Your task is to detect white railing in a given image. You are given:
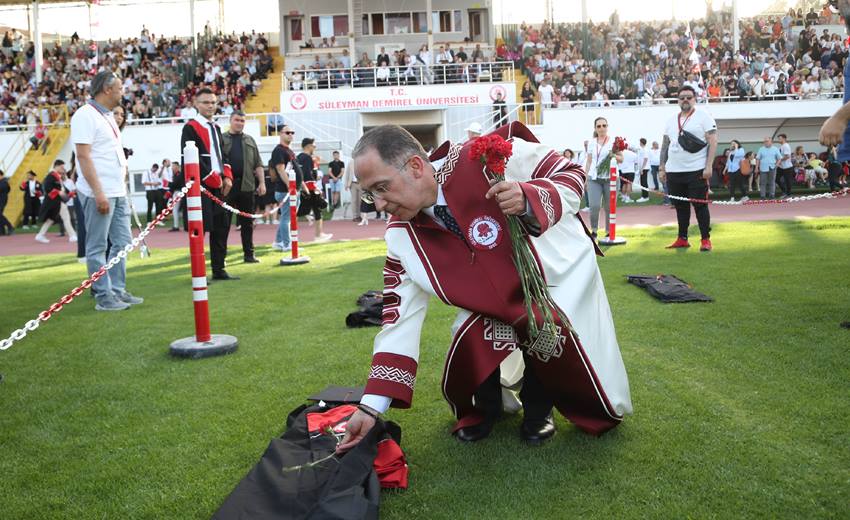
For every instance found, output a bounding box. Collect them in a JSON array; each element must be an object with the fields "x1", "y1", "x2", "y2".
[
  {"x1": 283, "y1": 61, "x2": 514, "y2": 91},
  {"x1": 548, "y1": 91, "x2": 845, "y2": 109}
]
